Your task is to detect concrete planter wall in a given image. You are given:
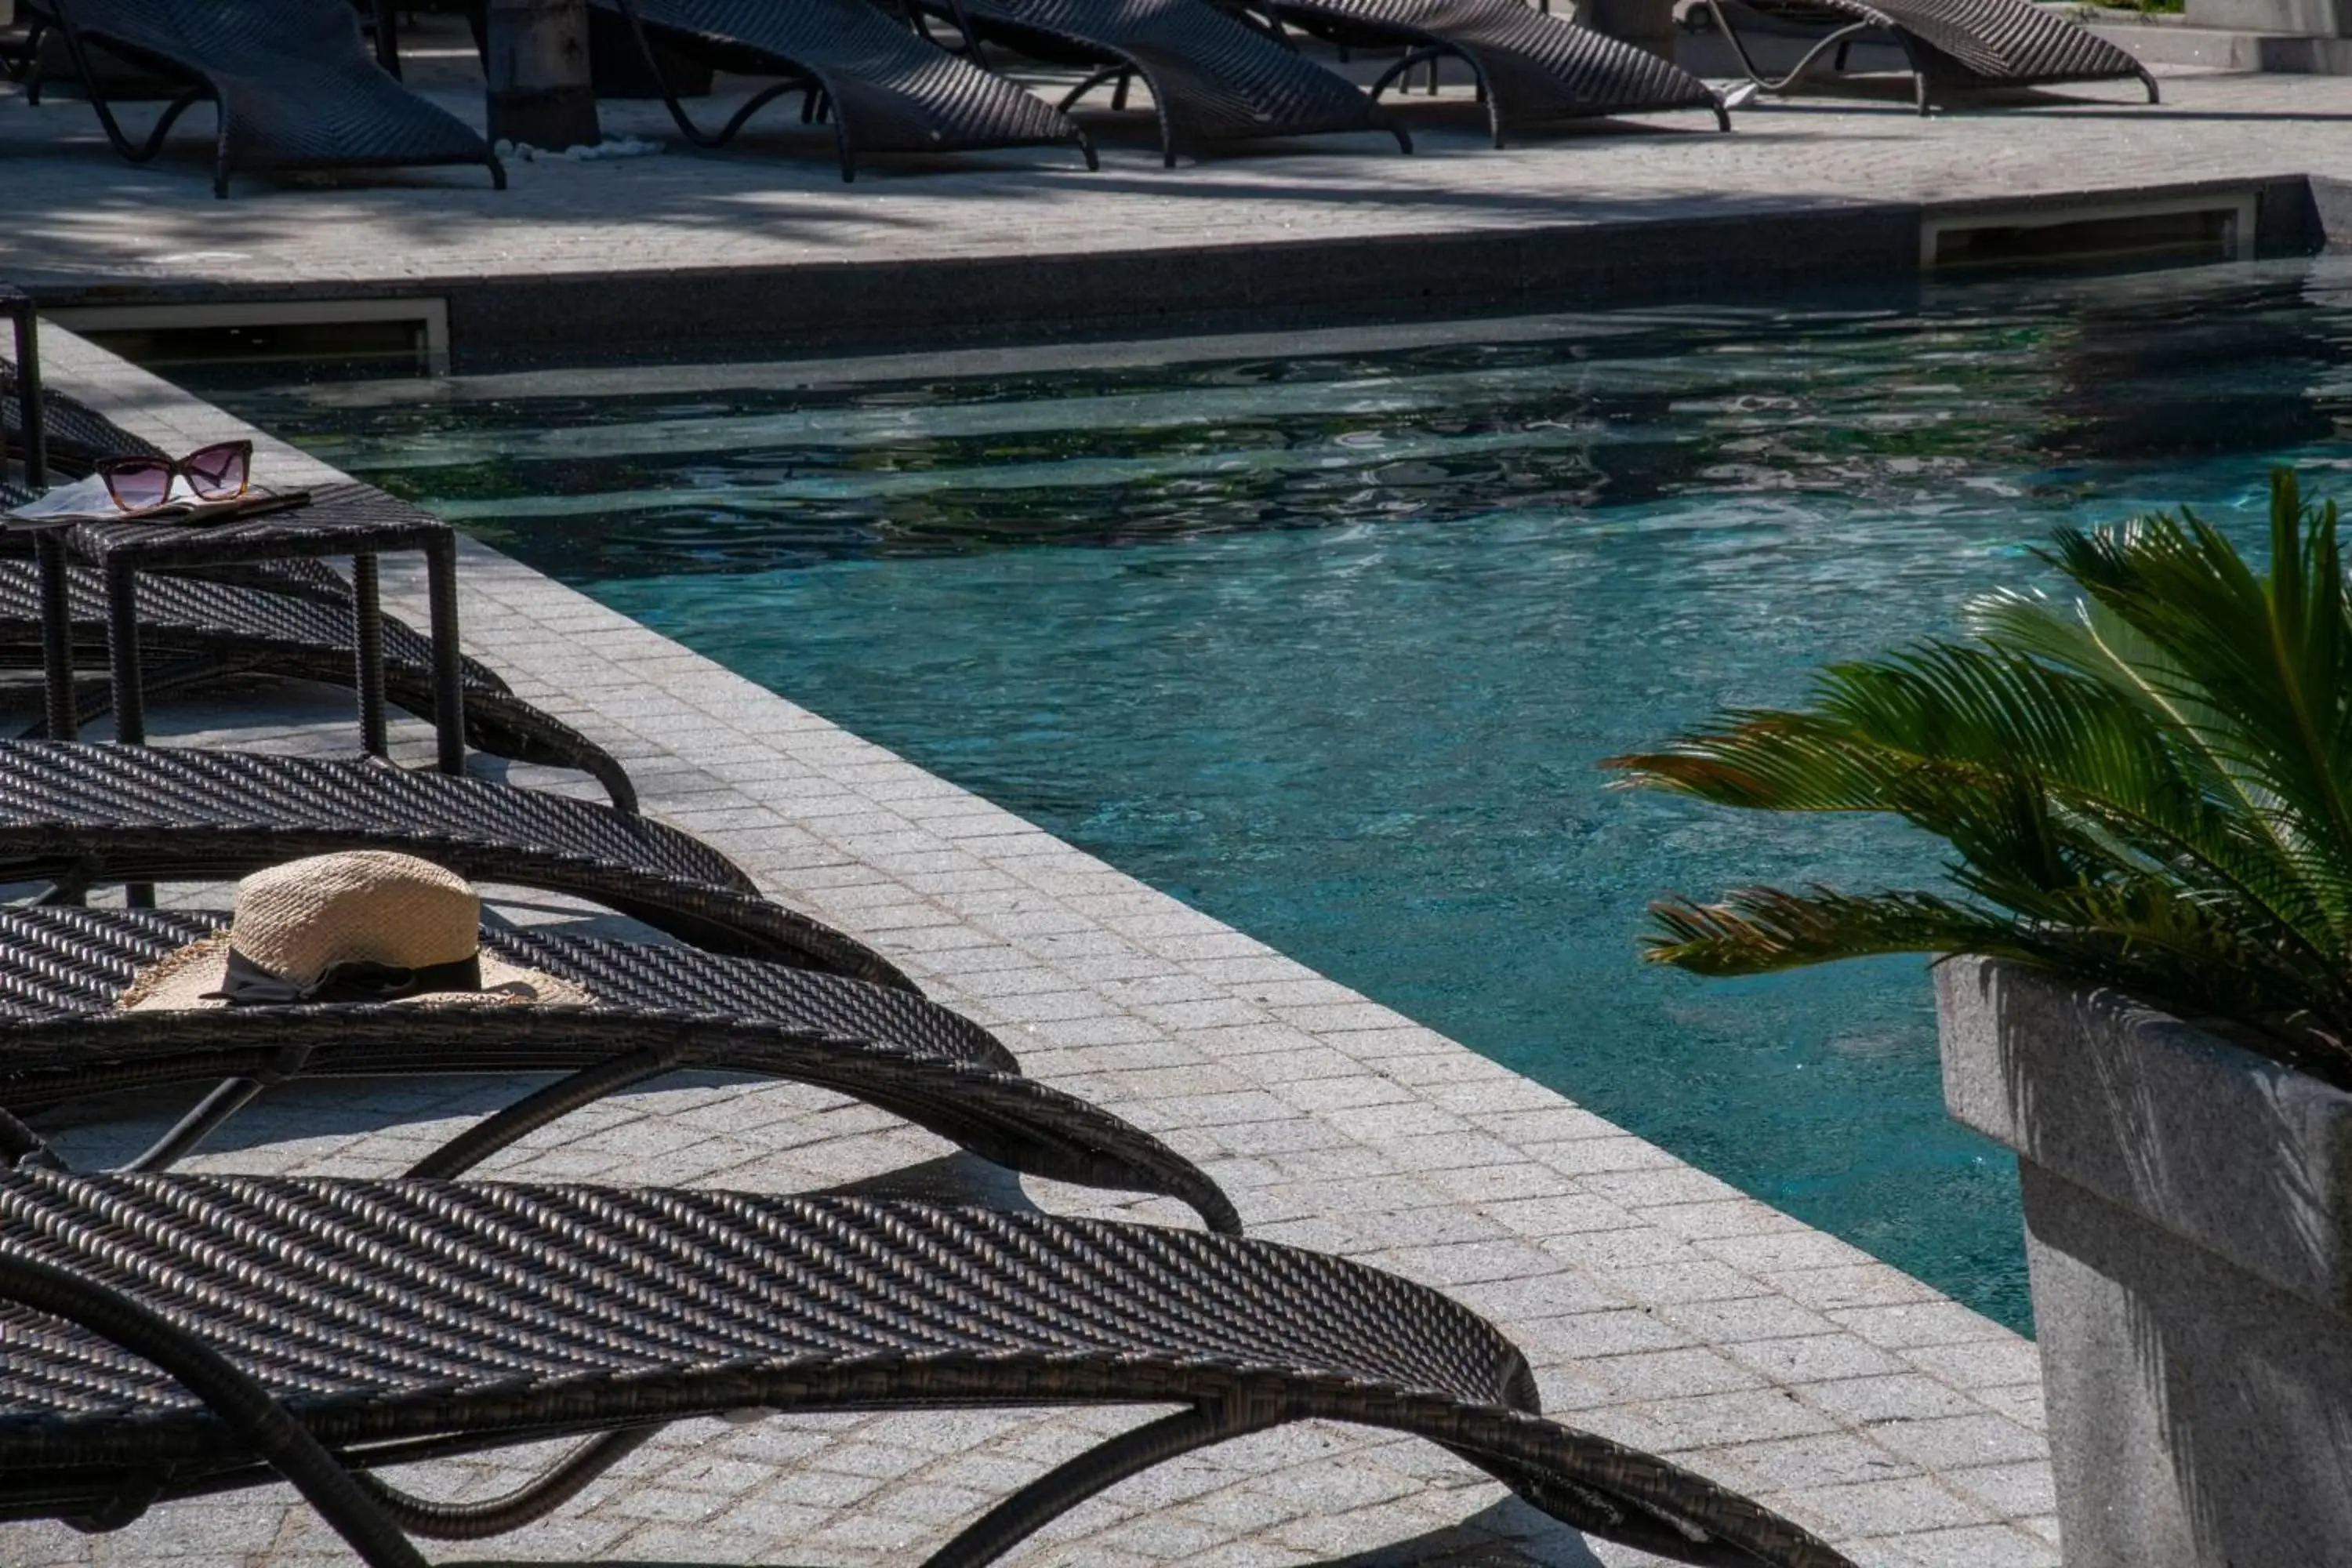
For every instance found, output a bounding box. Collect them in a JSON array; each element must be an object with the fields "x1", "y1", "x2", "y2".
[{"x1": 1936, "y1": 958, "x2": 2352, "y2": 1566}]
